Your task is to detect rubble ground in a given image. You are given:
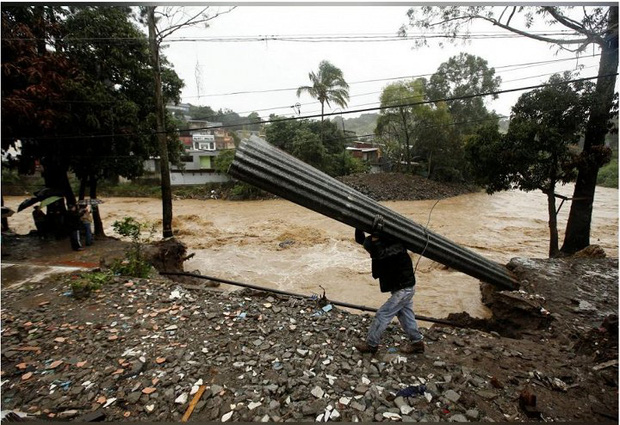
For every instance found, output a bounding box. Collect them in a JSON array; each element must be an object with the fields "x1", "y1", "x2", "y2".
[{"x1": 1, "y1": 241, "x2": 618, "y2": 422}]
